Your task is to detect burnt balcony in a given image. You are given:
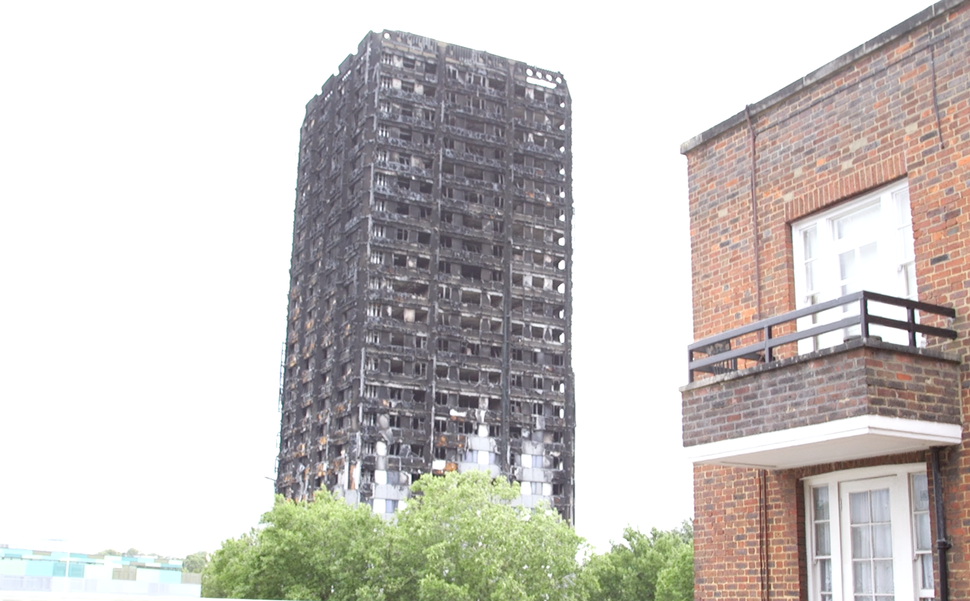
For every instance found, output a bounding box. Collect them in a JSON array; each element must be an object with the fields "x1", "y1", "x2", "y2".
[{"x1": 682, "y1": 291, "x2": 961, "y2": 469}]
